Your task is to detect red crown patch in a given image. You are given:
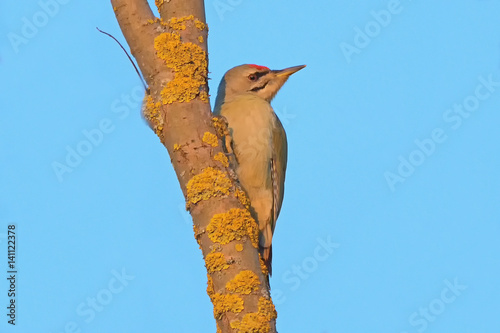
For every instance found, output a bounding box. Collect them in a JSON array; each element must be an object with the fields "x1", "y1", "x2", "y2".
[{"x1": 249, "y1": 64, "x2": 270, "y2": 71}]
